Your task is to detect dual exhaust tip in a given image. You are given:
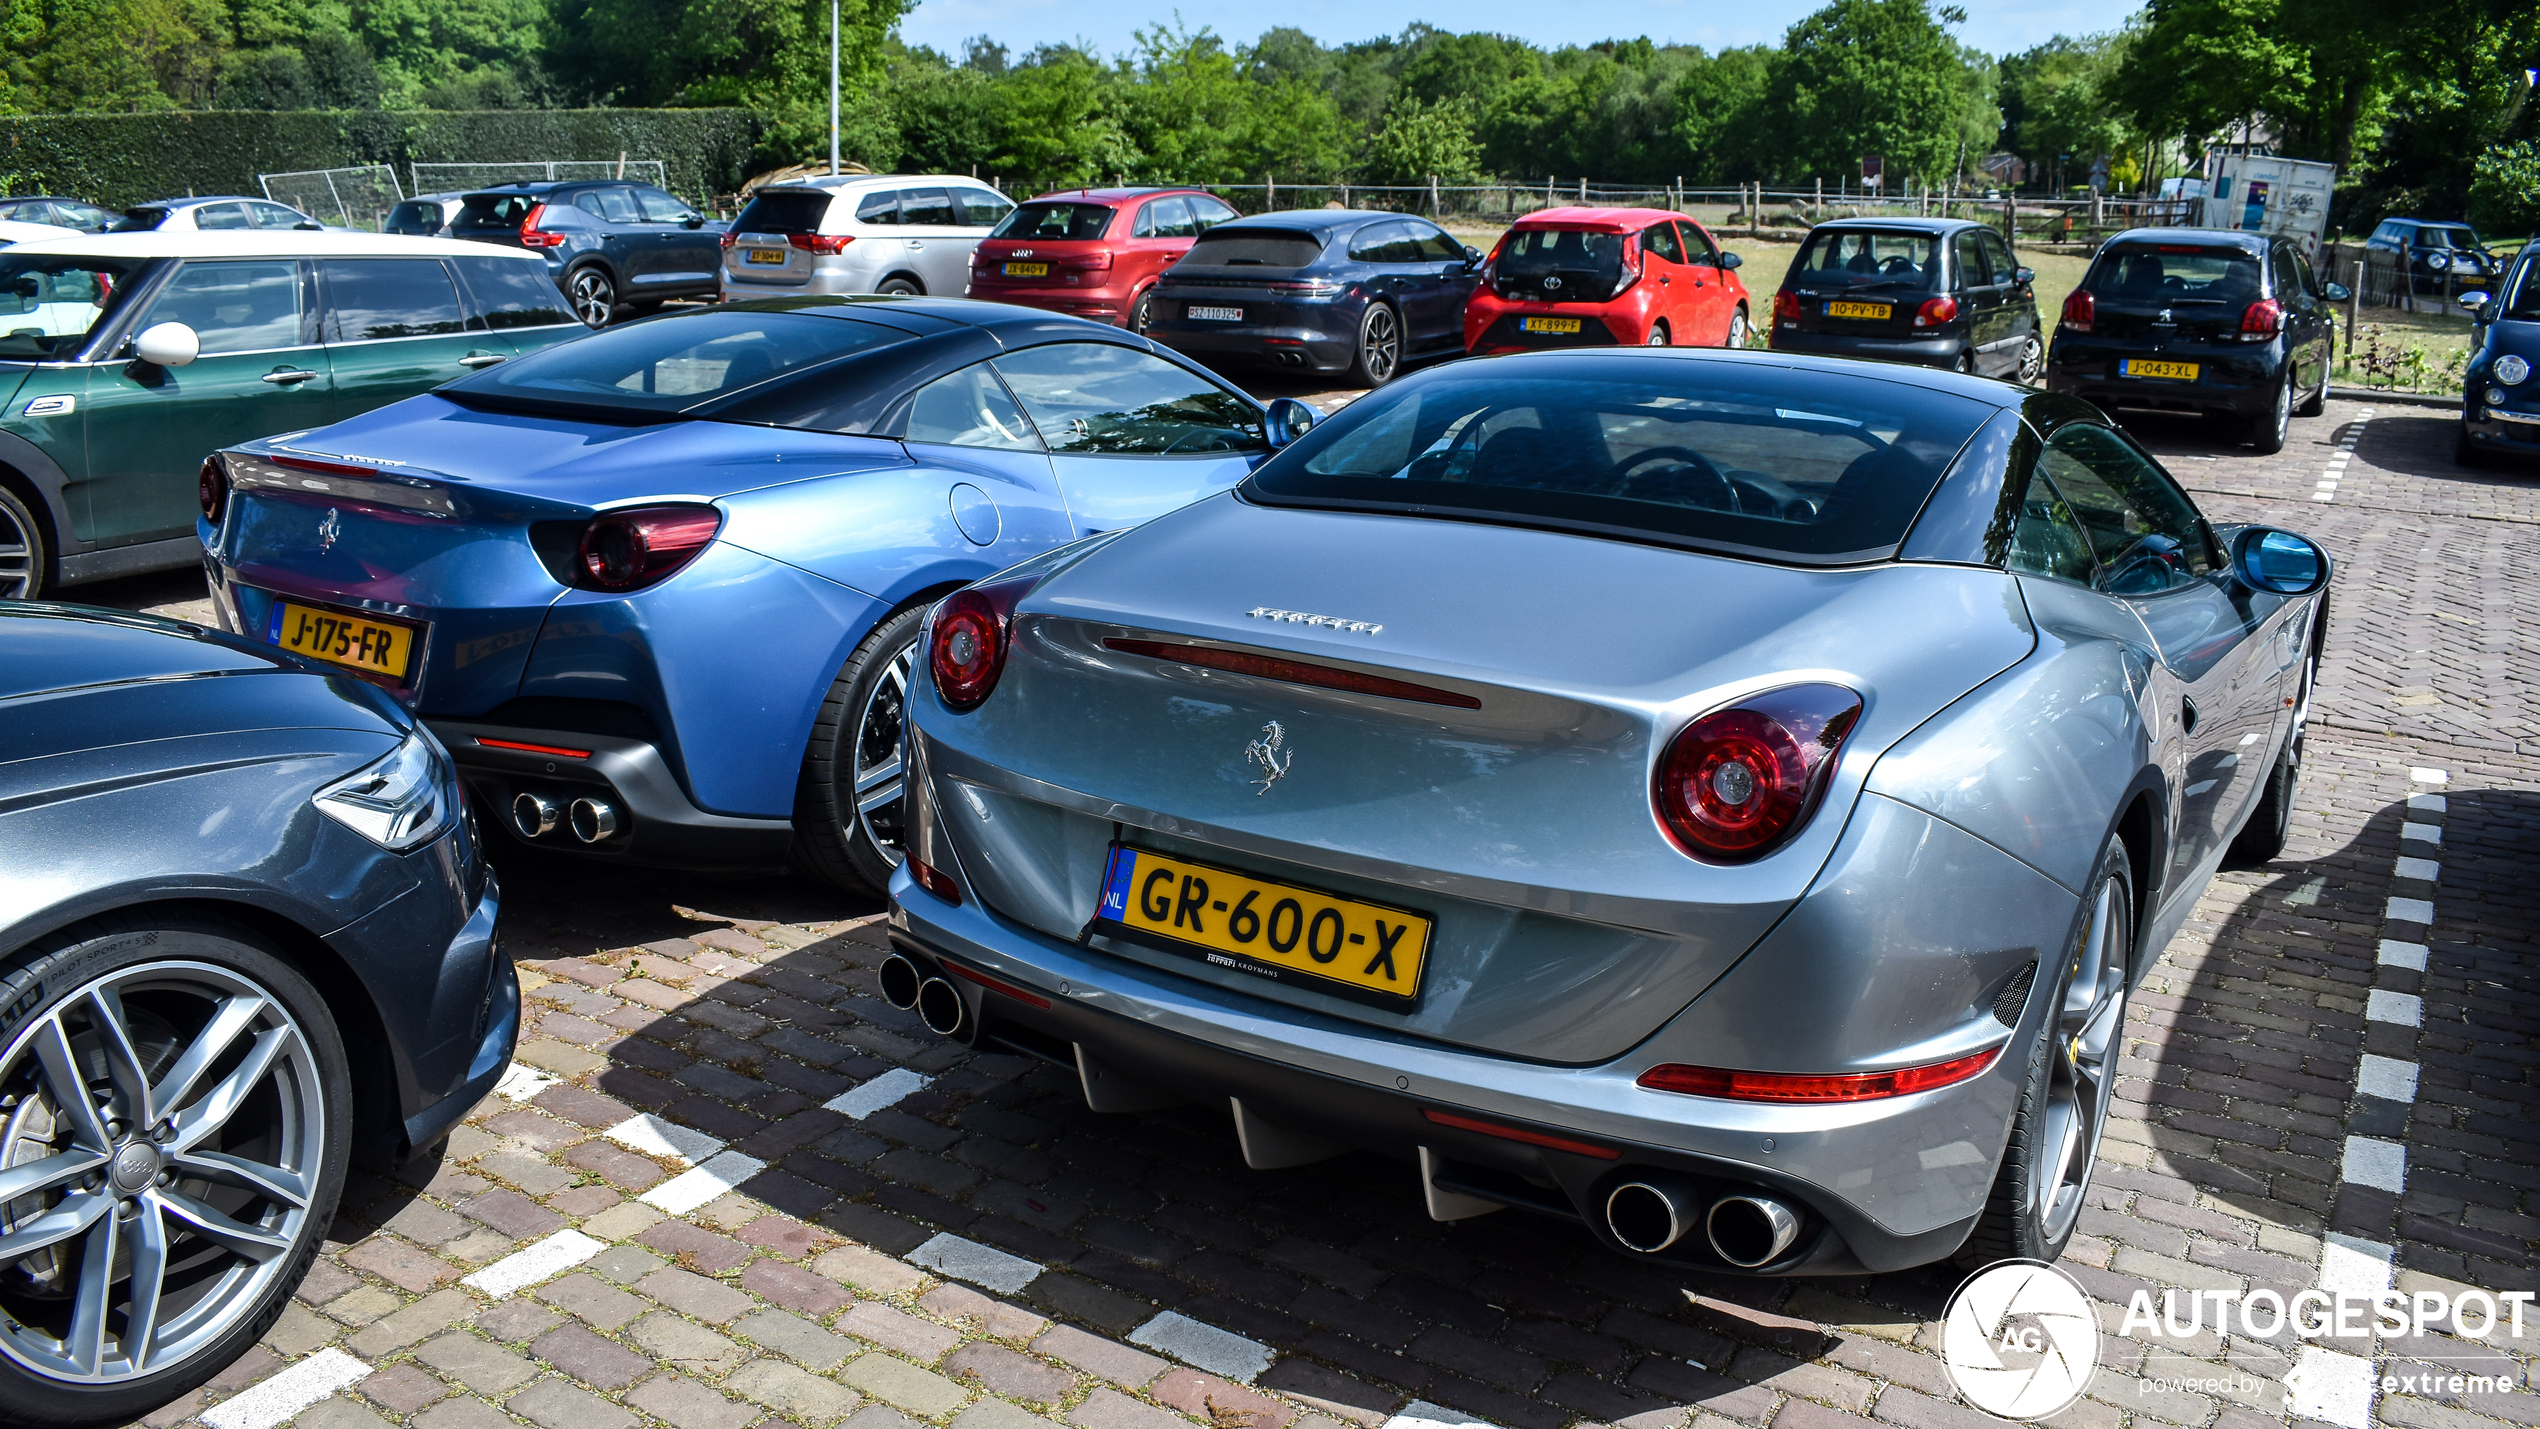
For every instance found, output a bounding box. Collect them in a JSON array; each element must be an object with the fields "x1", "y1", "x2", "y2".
[
  {"x1": 880, "y1": 951, "x2": 967, "y2": 1038},
  {"x1": 1605, "y1": 1179, "x2": 1803, "y2": 1267},
  {"x1": 512, "y1": 792, "x2": 620, "y2": 844}
]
